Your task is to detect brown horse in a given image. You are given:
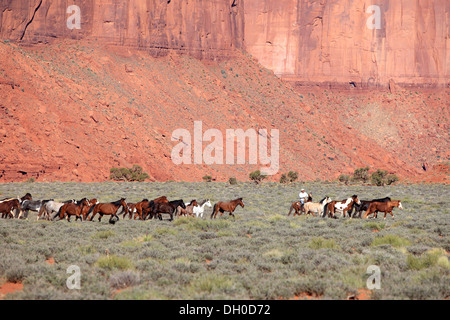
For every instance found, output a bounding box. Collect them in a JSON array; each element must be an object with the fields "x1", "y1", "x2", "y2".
[
  {"x1": 0, "y1": 193, "x2": 32, "y2": 218},
  {"x1": 176, "y1": 200, "x2": 198, "y2": 217},
  {"x1": 324, "y1": 195, "x2": 360, "y2": 218},
  {"x1": 135, "y1": 196, "x2": 169, "y2": 220},
  {"x1": 363, "y1": 200, "x2": 403, "y2": 219},
  {"x1": 123, "y1": 202, "x2": 137, "y2": 219},
  {"x1": 81, "y1": 199, "x2": 98, "y2": 220},
  {"x1": 149, "y1": 199, "x2": 185, "y2": 221},
  {"x1": 89, "y1": 198, "x2": 127, "y2": 222},
  {"x1": 210, "y1": 198, "x2": 244, "y2": 219},
  {"x1": 57, "y1": 198, "x2": 90, "y2": 222},
  {"x1": 0, "y1": 199, "x2": 21, "y2": 219},
  {"x1": 288, "y1": 194, "x2": 313, "y2": 216}
]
